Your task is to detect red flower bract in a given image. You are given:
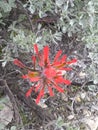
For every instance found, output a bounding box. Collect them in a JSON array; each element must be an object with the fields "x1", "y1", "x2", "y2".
[{"x1": 13, "y1": 44, "x2": 77, "y2": 104}]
